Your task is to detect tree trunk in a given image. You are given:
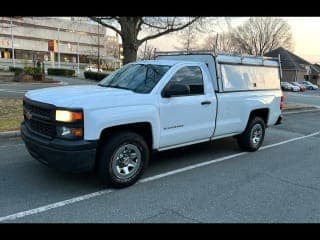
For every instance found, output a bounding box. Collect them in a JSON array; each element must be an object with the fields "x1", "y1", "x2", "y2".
[
  {"x1": 120, "y1": 17, "x2": 141, "y2": 64},
  {"x1": 122, "y1": 39, "x2": 138, "y2": 64}
]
